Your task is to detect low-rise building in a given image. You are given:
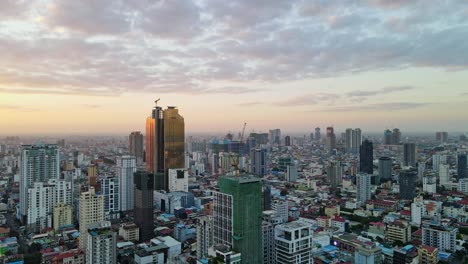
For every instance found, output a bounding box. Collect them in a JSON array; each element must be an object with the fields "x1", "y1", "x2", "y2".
[{"x1": 119, "y1": 223, "x2": 139, "y2": 242}]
